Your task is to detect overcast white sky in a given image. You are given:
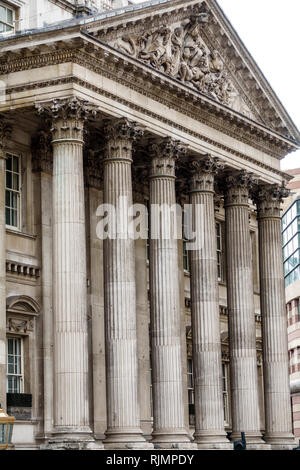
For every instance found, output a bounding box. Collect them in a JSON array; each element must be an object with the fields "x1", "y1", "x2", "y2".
[{"x1": 133, "y1": 0, "x2": 300, "y2": 170}]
